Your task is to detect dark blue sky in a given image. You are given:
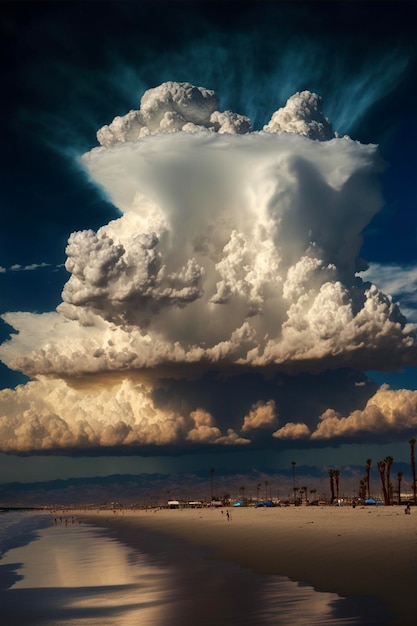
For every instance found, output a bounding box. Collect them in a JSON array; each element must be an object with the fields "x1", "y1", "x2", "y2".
[
  {"x1": 1, "y1": 1, "x2": 417, "y2": 483},
  {"x1": 2, "y1": 2, "x2": 417, "y2": 259},
  {"x1": 1, "y1": 2, "x2": 416, "y2": 268}
]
